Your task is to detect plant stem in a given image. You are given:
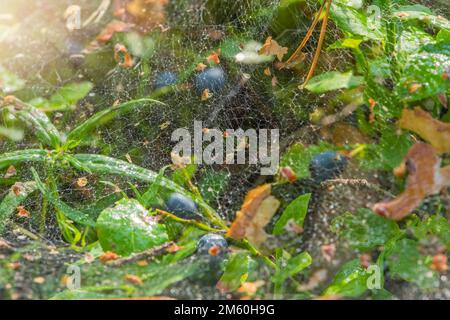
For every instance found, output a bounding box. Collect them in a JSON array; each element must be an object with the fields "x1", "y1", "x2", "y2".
[{"x1": 155, "y1": 209, "x2": 224, "y2": 233}]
